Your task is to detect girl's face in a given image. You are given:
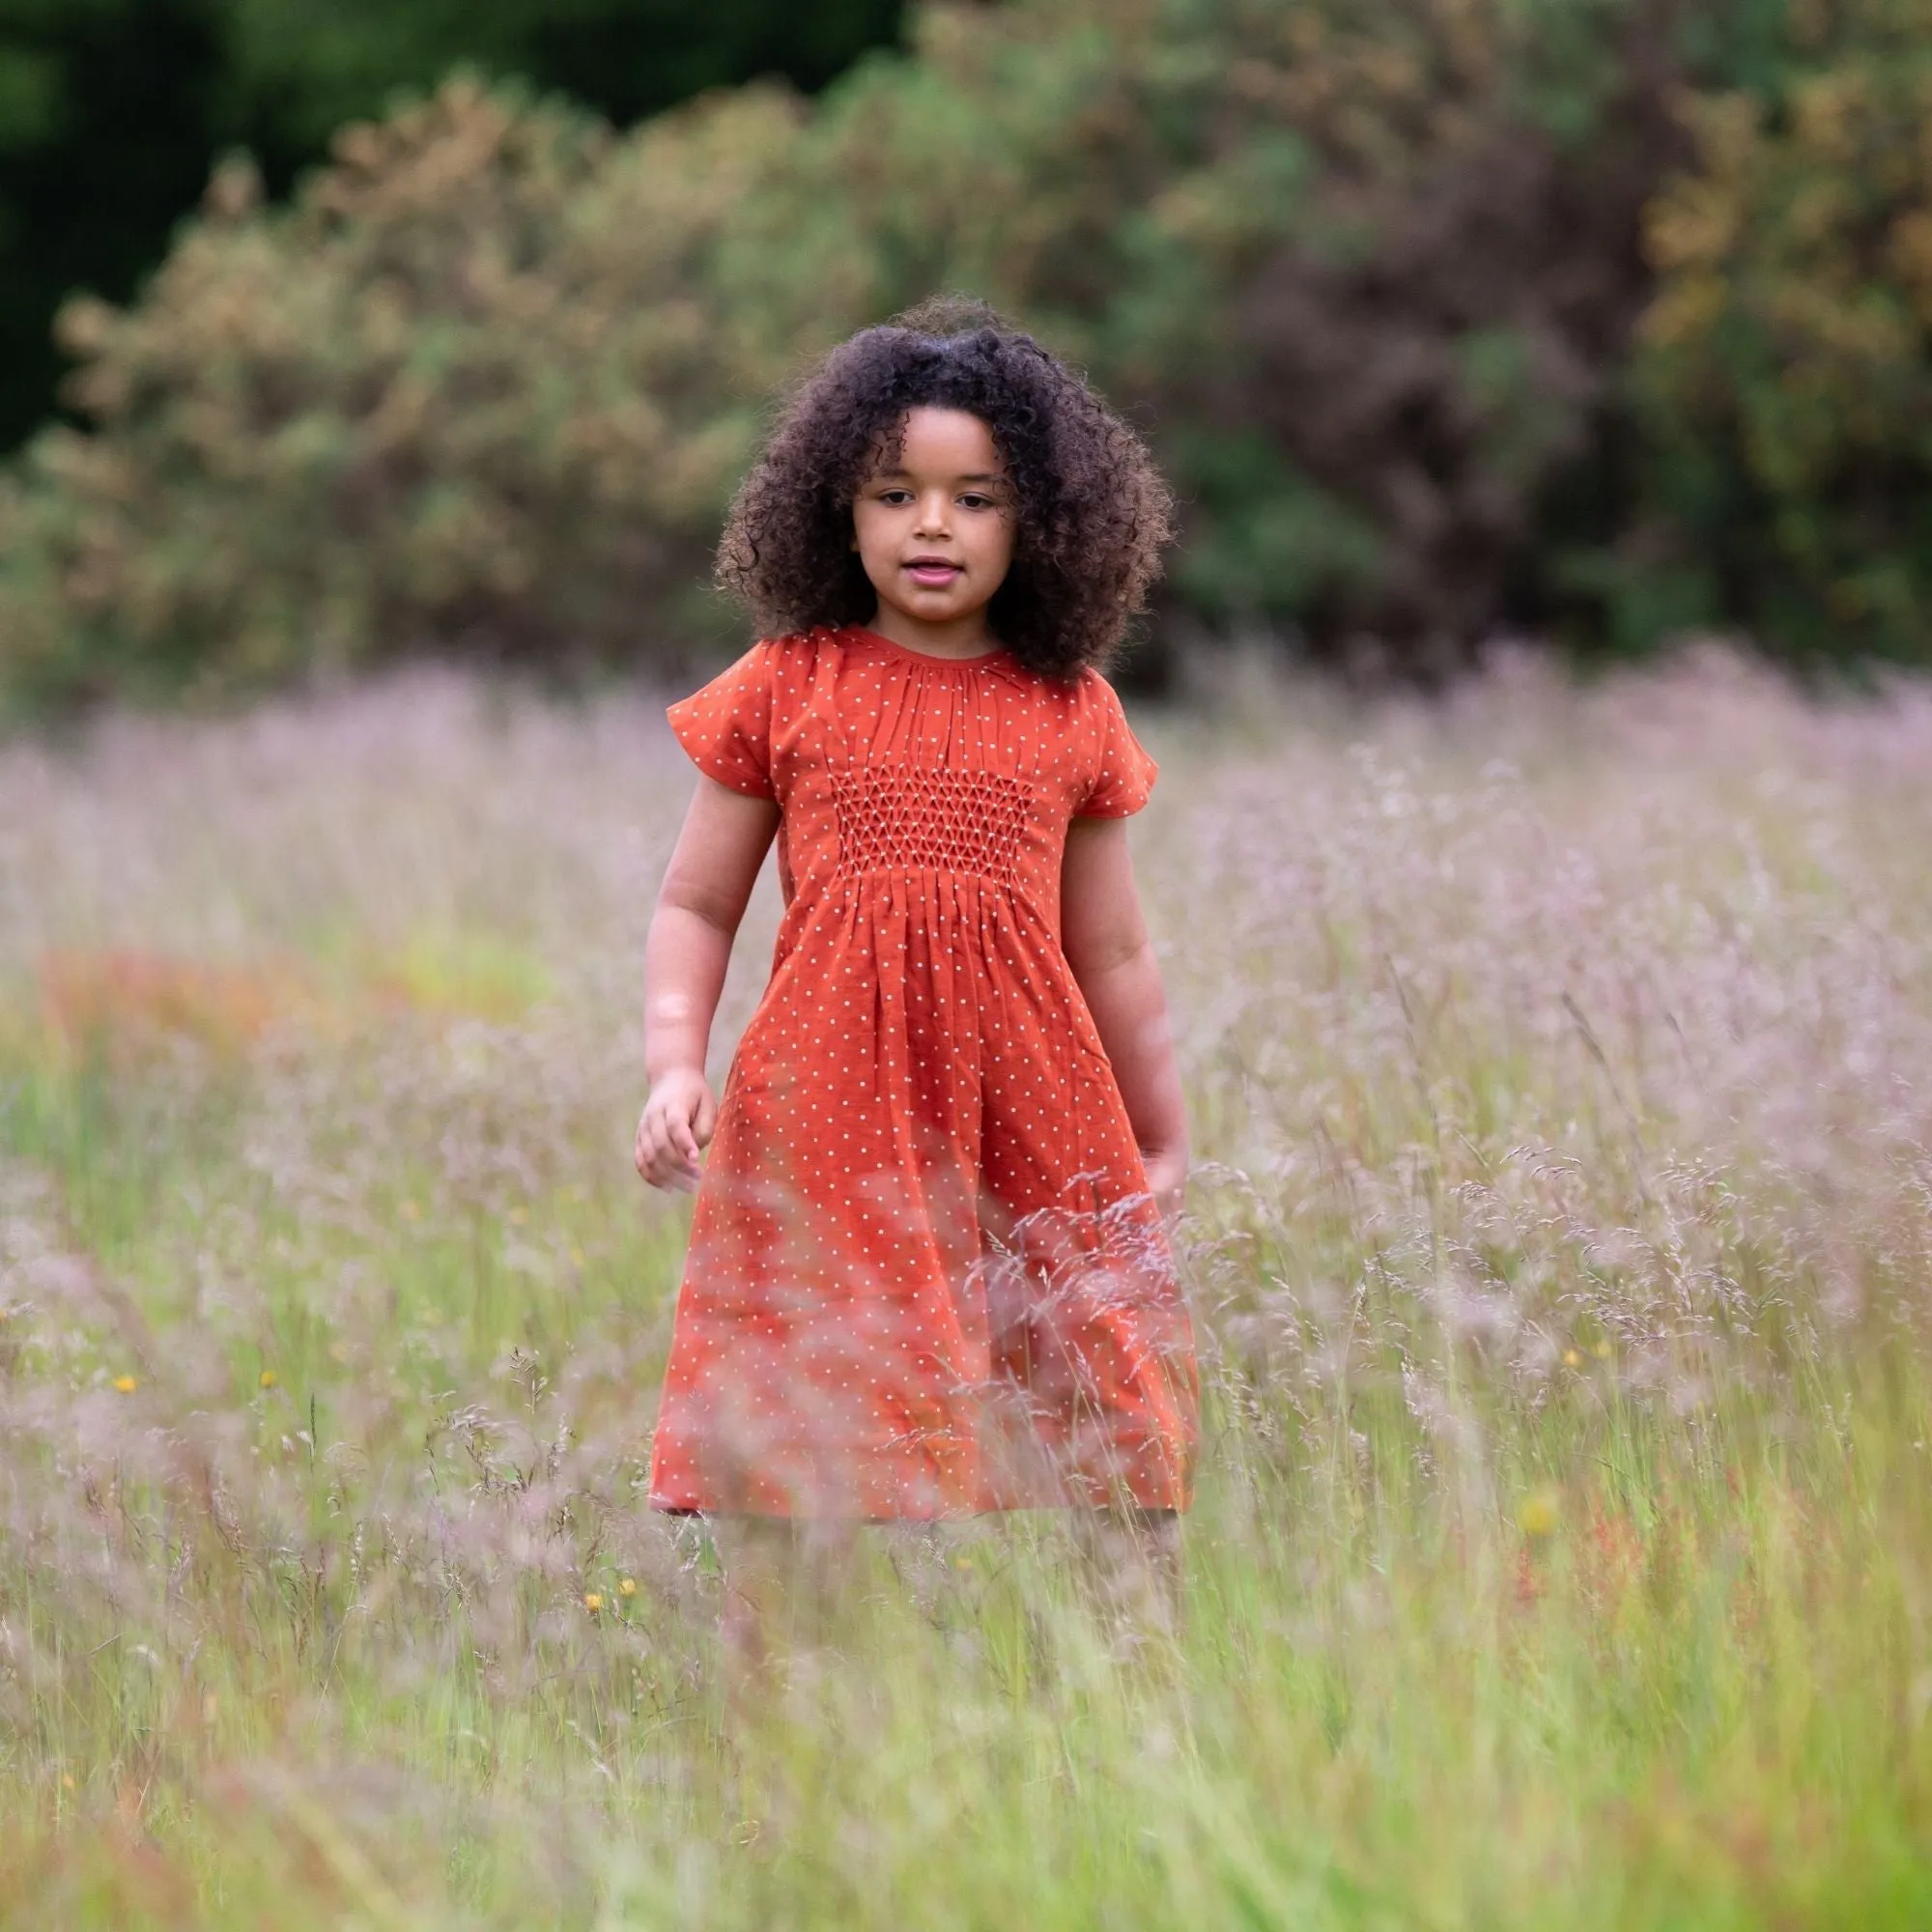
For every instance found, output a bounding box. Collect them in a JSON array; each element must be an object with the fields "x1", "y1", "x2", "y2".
[{"x1": 852, "y1": 408, "x2": 1015, "y2": 642}]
